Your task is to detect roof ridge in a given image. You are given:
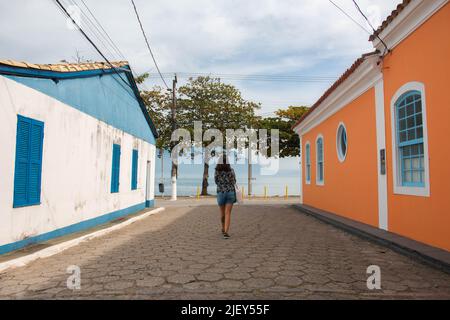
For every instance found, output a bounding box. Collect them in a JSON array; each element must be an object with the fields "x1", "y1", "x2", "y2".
[
  {"x1": 369, "y1": 0, "x2": 412, "y2": 41},
  {"x1": 0, "y1": 59, "x2": 129, "y2": 73},
  {"x1": 292, "y1": 51, "x2": 379, "y2": 130}
]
